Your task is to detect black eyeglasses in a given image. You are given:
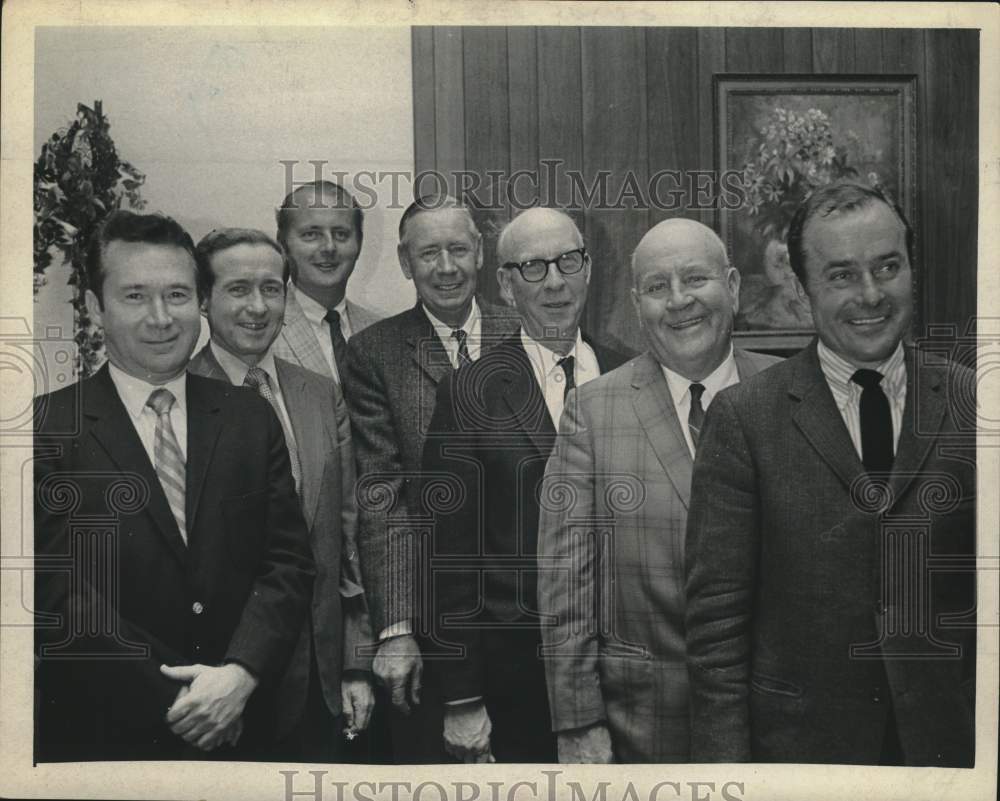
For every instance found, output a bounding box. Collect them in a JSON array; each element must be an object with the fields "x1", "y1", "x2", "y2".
[{"x1": 502, "y1": 248, "x2": 588, "y2": 283}]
